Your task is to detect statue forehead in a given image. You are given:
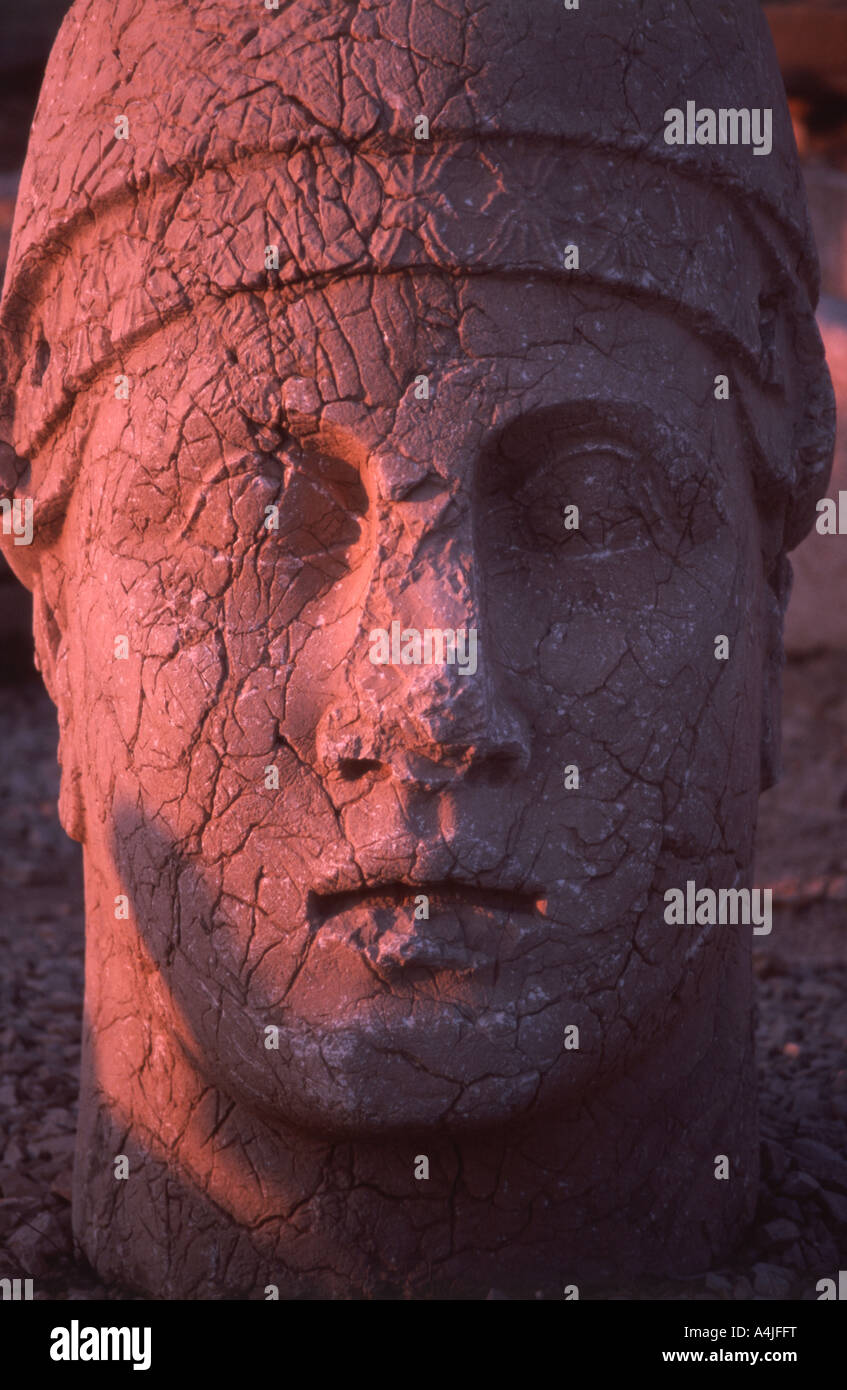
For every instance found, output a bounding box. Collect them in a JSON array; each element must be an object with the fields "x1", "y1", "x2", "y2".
[
  {"x1": 100, "y1": 271, "x2": 718, "y2": 368},
  {"x1": 72, "y1": 276, "x2": 726, "y2": 420}
]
